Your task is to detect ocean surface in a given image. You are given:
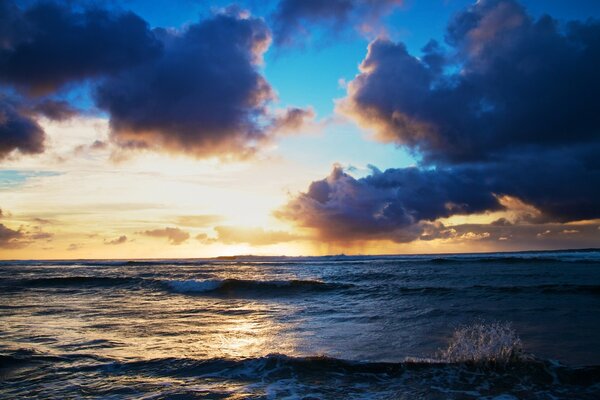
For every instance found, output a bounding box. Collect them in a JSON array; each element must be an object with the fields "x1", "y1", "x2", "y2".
[{"x1": 1, "y1": 250, "x2": 599, "y2": 399}]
